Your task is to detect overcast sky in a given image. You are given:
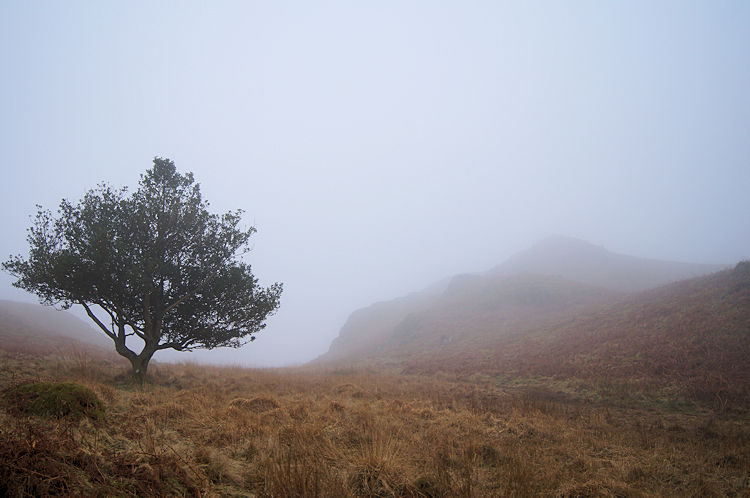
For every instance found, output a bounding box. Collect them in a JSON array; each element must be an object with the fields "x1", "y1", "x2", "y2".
[{"x1": 1, "y1": 1, "x2": 749, "y2": 366}]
